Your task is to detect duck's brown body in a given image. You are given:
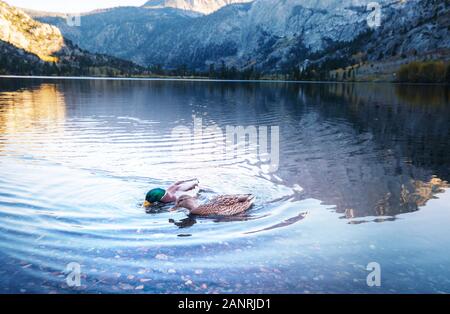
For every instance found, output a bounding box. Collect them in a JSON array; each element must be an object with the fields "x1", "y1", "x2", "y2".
[{"x1": 176, "y1": 194, "x2": 255, "y2": 216}]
